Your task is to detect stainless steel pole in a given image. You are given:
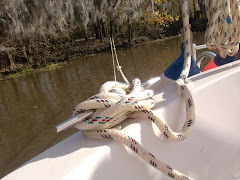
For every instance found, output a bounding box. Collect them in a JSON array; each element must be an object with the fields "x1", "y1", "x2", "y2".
[{"x1": 55, "y1": 111, "x2": 93, "y2": 133}]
